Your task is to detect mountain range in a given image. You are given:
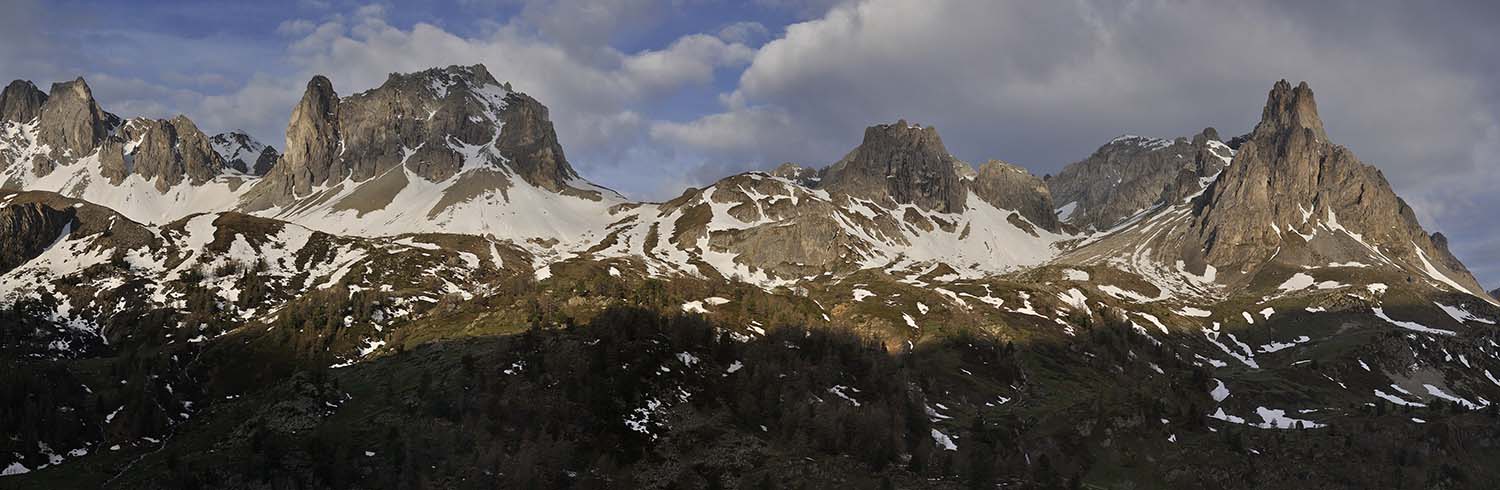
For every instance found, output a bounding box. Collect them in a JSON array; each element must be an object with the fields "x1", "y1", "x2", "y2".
[{"x1": 3, "y1": 65, "x2": 1499, "y2": 488}]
